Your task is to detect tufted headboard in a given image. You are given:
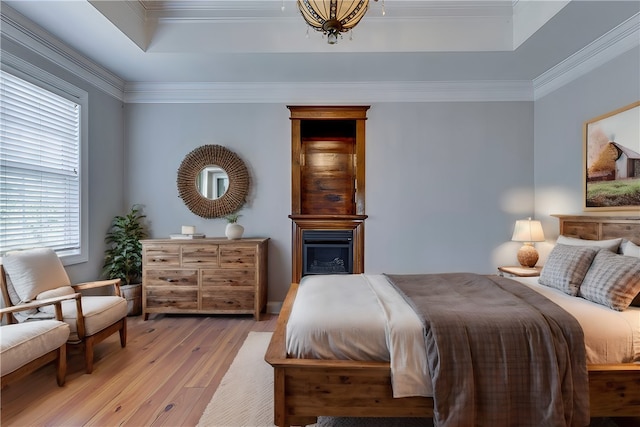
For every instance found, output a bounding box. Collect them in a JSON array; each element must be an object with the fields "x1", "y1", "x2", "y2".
[{"x1": 553, "y1": 215, "x2": 640, "y2": 246}]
